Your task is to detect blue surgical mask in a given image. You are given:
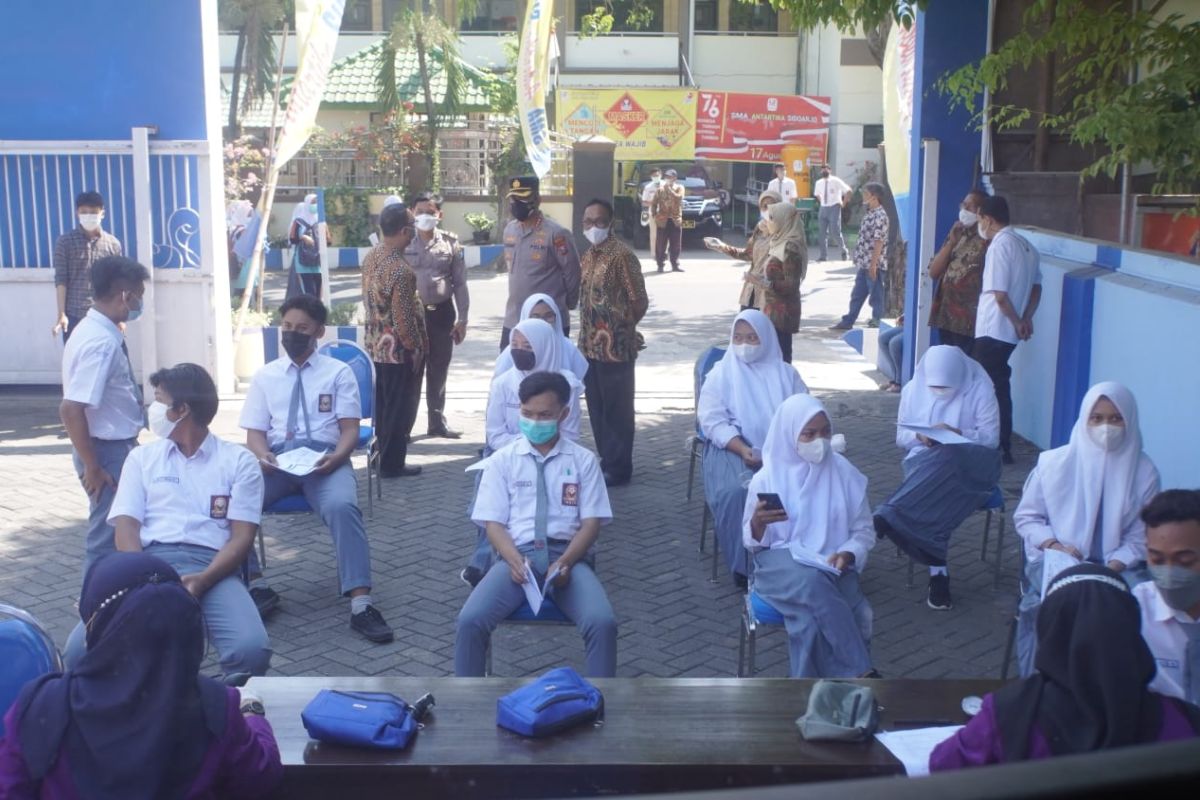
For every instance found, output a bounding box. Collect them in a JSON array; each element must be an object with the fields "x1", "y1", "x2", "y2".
[
  {"x1": 125, "y1": 291, "x2": 144, "y2": 322},
  {"x1": 1148, "y1": 564, "x2": 1200, "y2": 612},
  {"x1": 519, "y1": 417, "x2": 559, "y2": 445}
]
